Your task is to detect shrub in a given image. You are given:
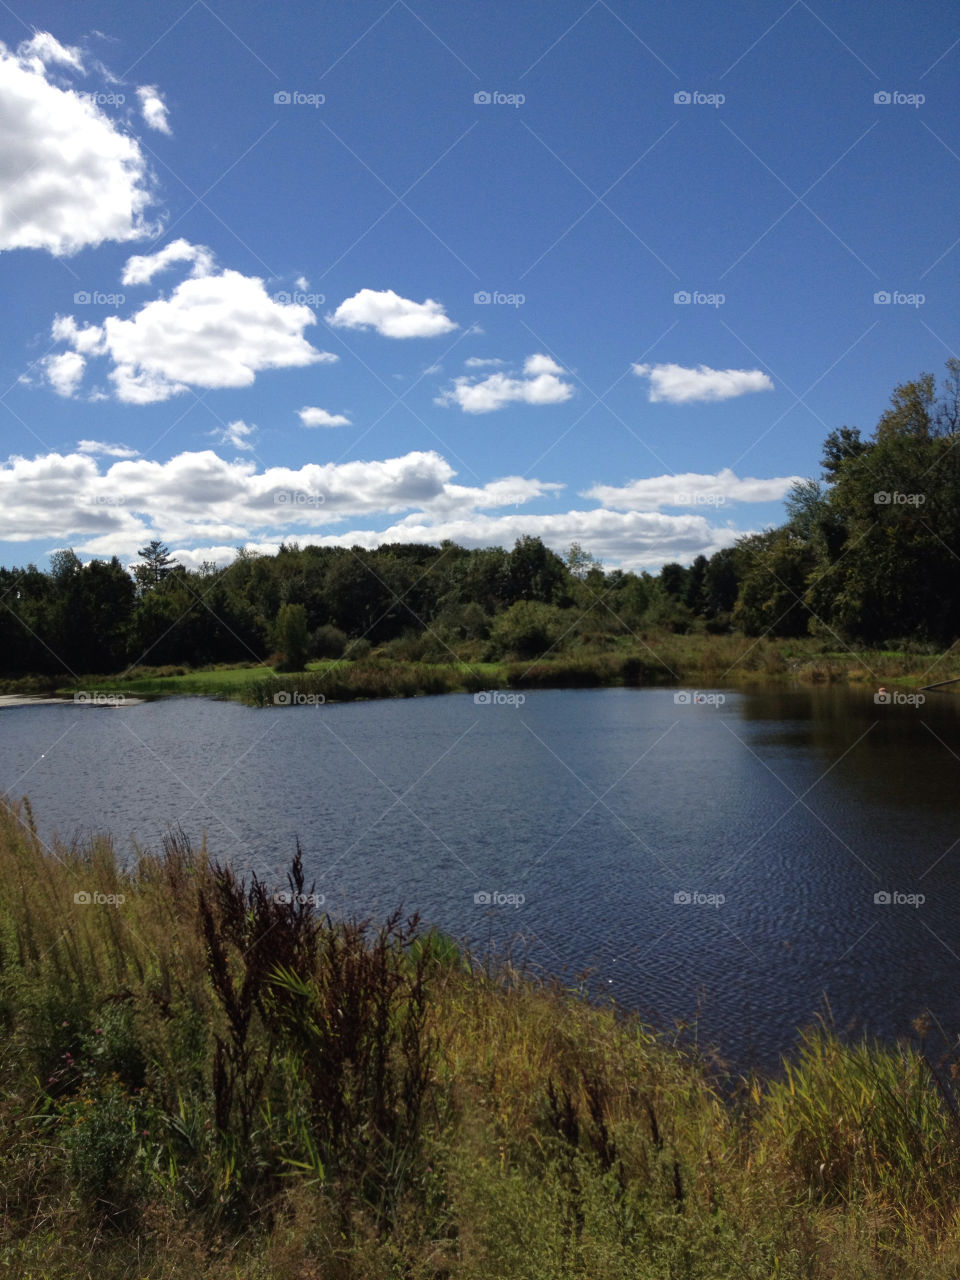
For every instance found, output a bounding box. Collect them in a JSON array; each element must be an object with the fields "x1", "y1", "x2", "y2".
[{"x1": 310, "y1": 623, "x2": 348, "y2": 659}]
